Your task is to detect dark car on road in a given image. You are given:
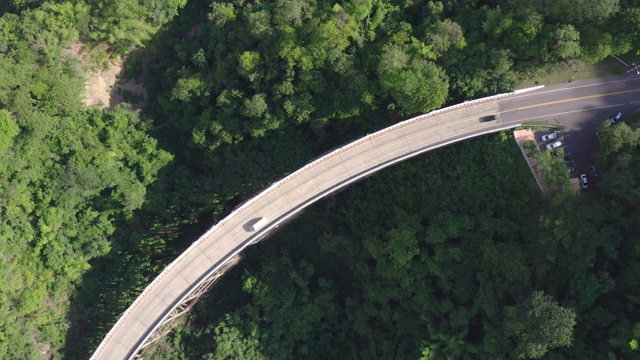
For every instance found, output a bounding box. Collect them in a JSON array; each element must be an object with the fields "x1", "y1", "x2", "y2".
[{"x1": 479, "y1": 115, "x2": 498, "y2": 122}]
